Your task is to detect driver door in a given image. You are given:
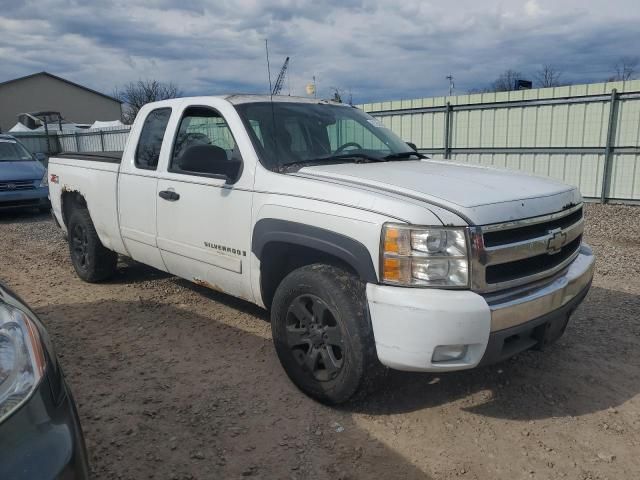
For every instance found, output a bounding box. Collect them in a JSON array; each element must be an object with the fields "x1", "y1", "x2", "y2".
[{"x1": 155, "y1": 103, "x2": 254, "y2": 301}]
